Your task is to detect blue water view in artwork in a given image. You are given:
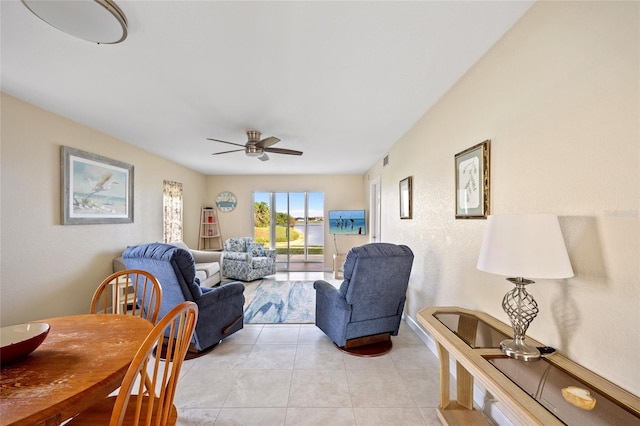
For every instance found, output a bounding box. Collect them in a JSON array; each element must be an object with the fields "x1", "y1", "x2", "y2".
[{"x1": 328, "y1": 210, "x2": 366, "y2": 235}]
